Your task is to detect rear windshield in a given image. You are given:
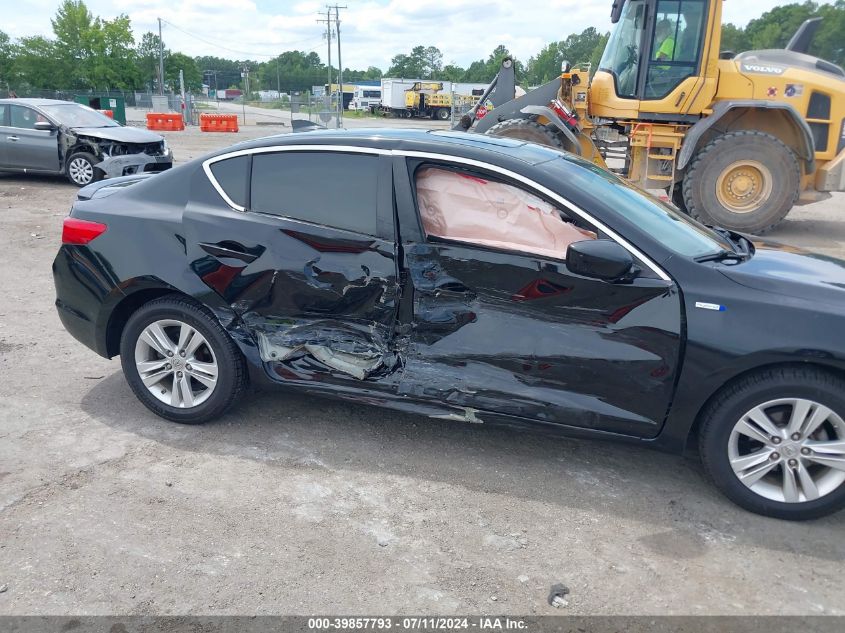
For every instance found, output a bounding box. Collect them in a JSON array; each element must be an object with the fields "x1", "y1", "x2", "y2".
[
  {"x1": 545, "y1": 156, "x2": 731, "y2": 258},
  {"x1": 41, "y1": 103, "x2": 120, "y2": 128}
]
